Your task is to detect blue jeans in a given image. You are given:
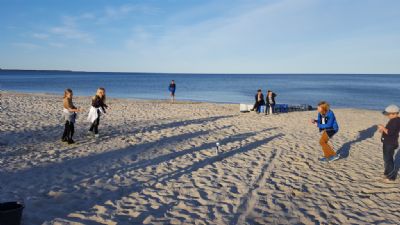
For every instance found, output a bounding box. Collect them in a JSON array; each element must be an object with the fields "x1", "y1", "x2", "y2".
[
  {"x1": 383, "y1": 143, "x2": 398, "y2": 180},
  {"x1": 266, "y1": 103, "x2": 275, "y2": 115}
]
